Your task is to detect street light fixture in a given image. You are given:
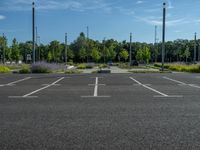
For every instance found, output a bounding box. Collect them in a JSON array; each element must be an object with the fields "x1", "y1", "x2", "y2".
[
  {"x1": 129, "y1": 33, "x2": 132, "y2": 66},
  {"x1": 161, "y1": 2, "x2": 166, "y2": 71},
  {"x1": 32, "y1": 2, "x2": 35, "y2": 64}
]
